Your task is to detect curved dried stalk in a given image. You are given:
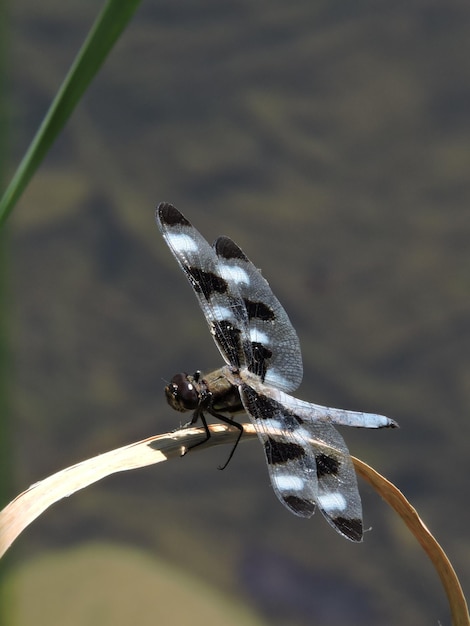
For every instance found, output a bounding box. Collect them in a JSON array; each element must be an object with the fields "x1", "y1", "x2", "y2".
[
  {"x1": 352, "y1": 457, "x2": 469, "y2": 626},
  {"x1": 0, "y1": 423, "x2": 468, "y2": 625}
]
